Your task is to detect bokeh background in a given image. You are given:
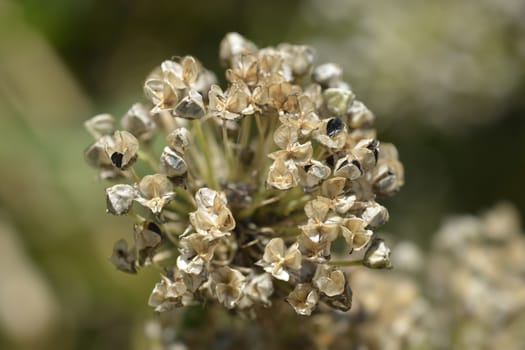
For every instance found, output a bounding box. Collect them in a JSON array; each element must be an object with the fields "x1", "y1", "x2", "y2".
[{"x1": 0, "y1": 0, "x2": 524, "y2": 349}]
